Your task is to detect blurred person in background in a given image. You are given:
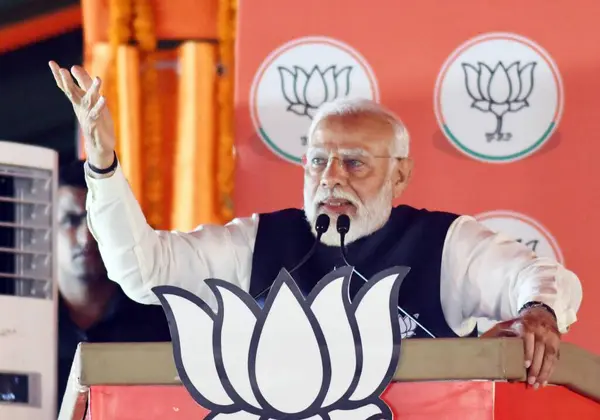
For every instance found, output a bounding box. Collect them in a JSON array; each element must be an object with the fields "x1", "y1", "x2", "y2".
[{"x1": 56, "y1": 159, "x2": 171, "y2": 409}]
